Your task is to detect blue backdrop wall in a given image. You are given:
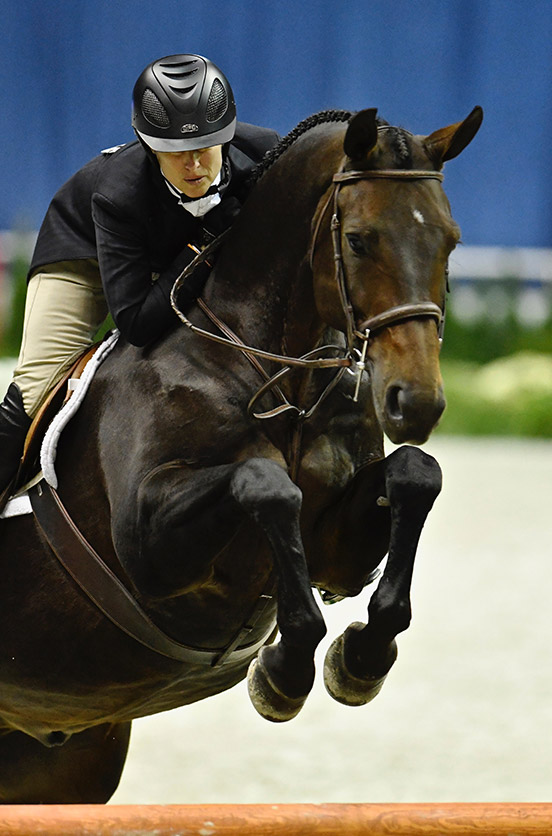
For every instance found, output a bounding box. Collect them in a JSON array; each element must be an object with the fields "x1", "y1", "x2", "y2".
[{"x1": 2, "y1": 0, "x2": 551, "y2": 247}]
